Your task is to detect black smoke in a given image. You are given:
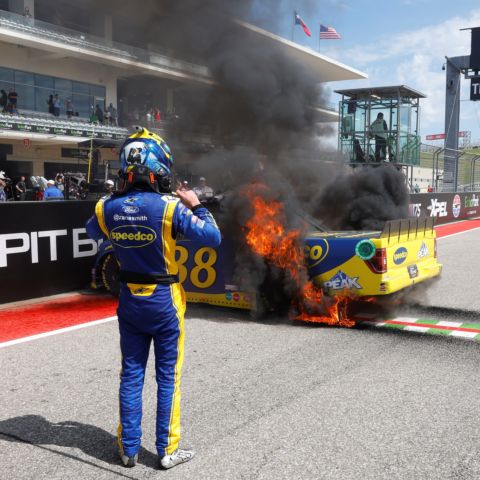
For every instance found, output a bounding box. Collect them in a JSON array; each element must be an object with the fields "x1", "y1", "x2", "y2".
[
  {"x1": 124, "y1": 1, "x2": 409, "y2": 305},
  {"x1": 316, "y1": 165, "x2": 410, "y2": 231}
]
